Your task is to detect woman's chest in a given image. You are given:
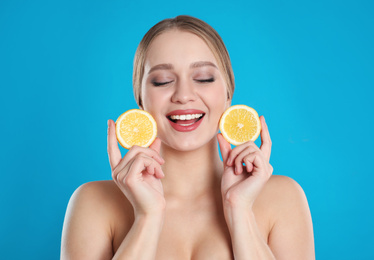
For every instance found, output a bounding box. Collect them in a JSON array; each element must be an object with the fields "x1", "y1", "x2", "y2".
[
  {"x1": 112, "y1": 203, "x2": 270, "y2": 259},
  {"x1": 156, "y1": 209, "x2": 234, "y2": 260}
]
